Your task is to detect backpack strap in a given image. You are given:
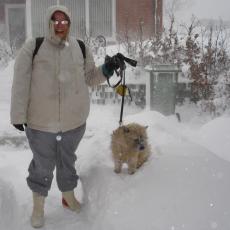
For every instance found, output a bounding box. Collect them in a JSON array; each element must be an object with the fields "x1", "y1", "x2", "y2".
[
  {"x1": 77, "y1": 39, "x2": 86, "y2": 59},
  {"x1": 32, "y1": 37, "x2": 44, "y2": 62},
  {"x1": 32, "y1": 37, "x2": 86, "y2": 62}
]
